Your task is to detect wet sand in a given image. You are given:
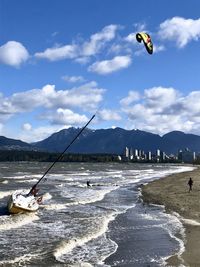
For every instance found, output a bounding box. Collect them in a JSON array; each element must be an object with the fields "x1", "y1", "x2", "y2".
[{"x1": 142, "y1": 165, "x2": 200, "y2": 266}]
